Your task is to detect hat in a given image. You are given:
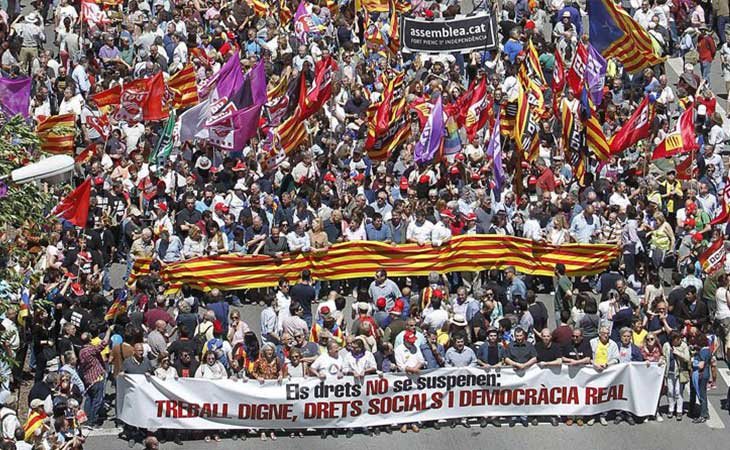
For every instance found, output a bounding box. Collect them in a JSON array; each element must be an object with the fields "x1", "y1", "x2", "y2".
[
  {"x1": 449, "y1": 166, "x2": 460, "y2": 175},
  {"x1": 686, "y1": 202, "x2": 697, "y2": 214},
  {"x1": 399, "y1": 177, "x2": 409, "y2": 189},
  {"x1": 207, "y1": 338, "x2": 223, "y2": 351},
  {"x1": 524, "y1": 20, "x2": 535, "y2": 30},
  {"x1": 234, "y1": 178, "x2": 247, "y2": 191},
  {"x1": 280, "y1": 161, "x2": 291, "y2": 170},
  {"x1": 404, "y1": 330, "x2": 417, "y2": 344},
  {"x1": 692, "y1": 232, "x2": 704, "y2": 242},
  {"x1": 212, "y1": 320, "x2": 223, "y2": 334},
  {"x1": 455, "y1": 153, "x2": 465, "y2": 162},
  {"x1": 418, "y1": 174, "x2": 431, "y2": 184},
  {"x1": 231, "y1": 161, "x2": 247, "y2": 172},
  {"x1": 470, "y1": 172, "x2": 481, "y2": 181},
  {"x1": 440, "y1": 209, "x2": 455, "y2": 220},
  {"x1": 25, "y1": 12, "x2": 39, "y2": 23},
  {"x1": 684, "y1": 217, "x2": 696, "y2": 228},
  {"x1": 450, "y1": 314, "x2": 468, "y2": 327},
  {"x1": 390, "y1": 301, "x2": 403, "y2": 314},
  {"x1": 465, "y1": 212, "x2": 477, "y2": 221},
  {"x1": 70, "y1": 282, "x2": 84, "y2": 297},
  {"x1": 214, "y1": 202, "x2": 229, "y2": 213},
  {"x1": 155, "y1": 202, "x2": 168, "y2": 213},
  {"x1": 424, "y1": 9, "x2": 434, "y2": 18},
  {"x1": 562, "y1": 10, "x2": 571, "y2": 18},
  {"x1": 323, "y1": 172, "x2": 337, "y2": 183},
  {"x1": 195, "y1": 156, "x2": 212, "y2": 171},
  {"x1": 320, "y1": 305, "x2": 332, "y2": 319},
  {"x1": 357, "y1": 302, "x2": 370, "y2": 311},
  {"x1": 30, "y1": 399, "x2": 44, "y2": 409},
  {"x1": 376, "y1": 297, "x2": 387, "y2": 309}
]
